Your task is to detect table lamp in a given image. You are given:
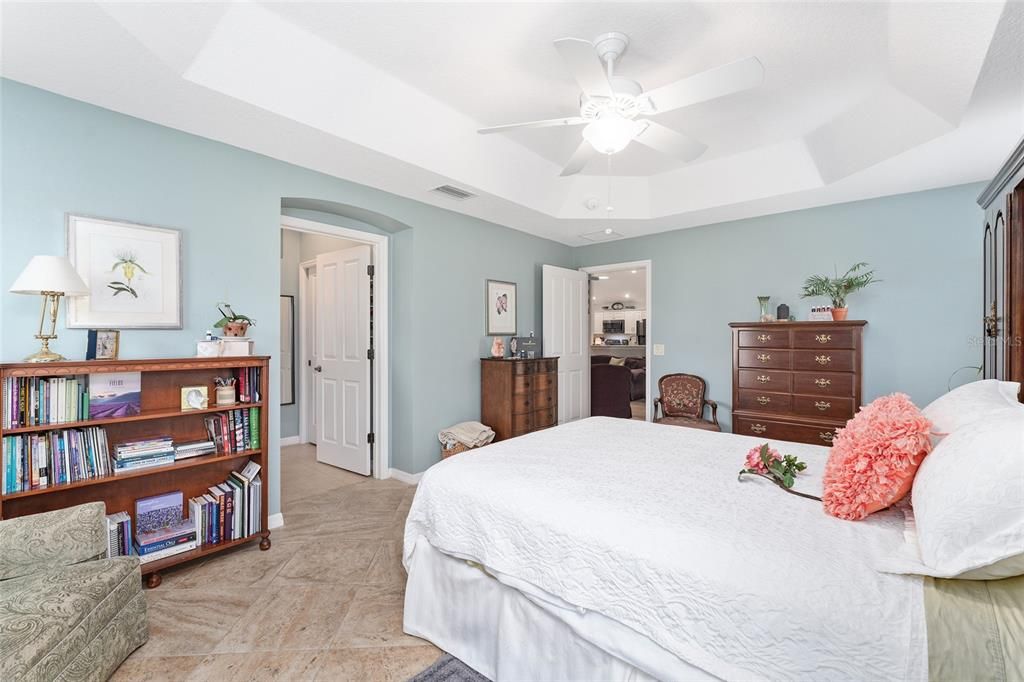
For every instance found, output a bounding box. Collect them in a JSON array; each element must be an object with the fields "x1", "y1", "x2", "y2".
[{"x1": 9, "y1": 255, "x2": 89, "y2": 362}]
